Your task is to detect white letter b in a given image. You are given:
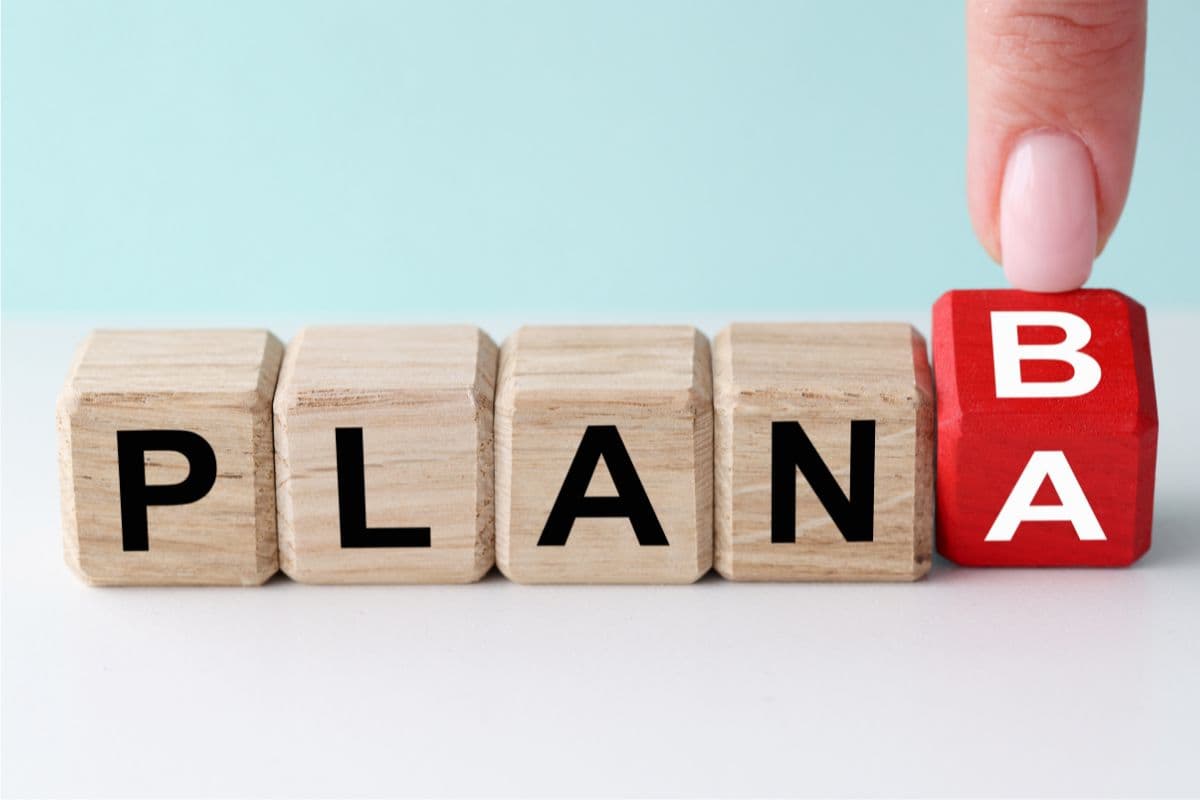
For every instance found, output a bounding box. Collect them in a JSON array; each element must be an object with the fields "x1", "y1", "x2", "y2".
[{"x1": 990, "y1": 311, "x2": 1102, "y2": 398}]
